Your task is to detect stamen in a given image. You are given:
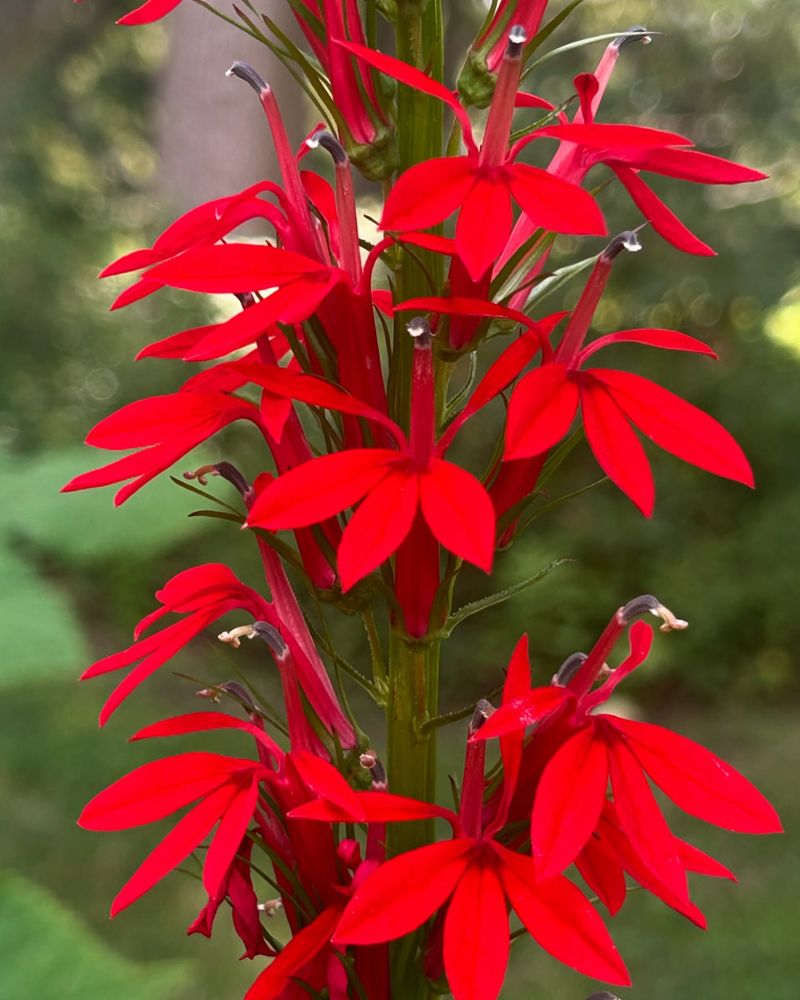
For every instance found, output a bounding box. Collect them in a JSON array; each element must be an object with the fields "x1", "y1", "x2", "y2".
[
  {"x1": 612, "y1": 26, "x2": 652, "y2": 51},
  {"x1": 218, "y1": 624, "x2": 258, "y2": 648},
  {"x1": 250, "y1": 620, "x2": 290, "y2": 657},
  {"x1": 507, "y1": 24, "x2": 528, "y2": 59},
  {"x1": 360, "y1": 749, "x2": 387, "y2": 788},
  {"x1": 307, "y1": 129, "x2": 348, "y2": 166},
  {"x1": 553, "y1": 651, "x2": 588, "y2": 687},
  {"x1": 601, "y1": 227, "x2": 645, "y2": 261},
  {"x1": 257, "y1": 898, "x2": 283, "y2": 917},
  {"x1": 407, "y1": 316, "x2": 433, "y2": 346},
  {"x1": 619, "y1": 594, "x2": 688, "y2": 632},
  {"x1": 469, "y1": 699, "x2": 493, "y2": 735},
  {"x1": 183, "y1": 464, "x2": 219, "y2": 487},
  {"x1": 226, "y1": 60, "x2": 268, "y2": 94}
]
